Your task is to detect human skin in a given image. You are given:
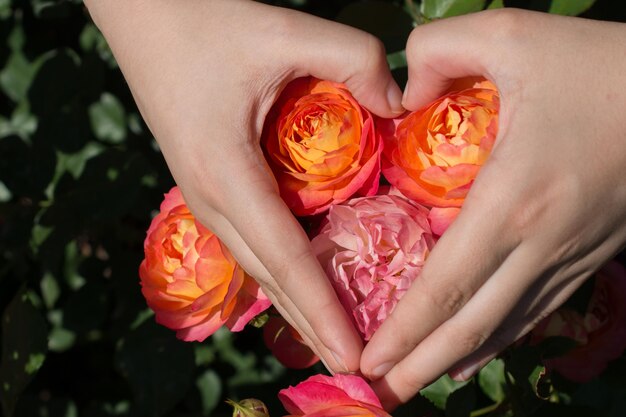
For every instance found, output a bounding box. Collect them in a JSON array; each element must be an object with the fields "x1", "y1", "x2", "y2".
[
  {"x1": 359, "y1": 9, "x2": 626, "y2": 409},
  {"x1": 83, "y1": 0, "x2": 403, "y2": 374}
]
